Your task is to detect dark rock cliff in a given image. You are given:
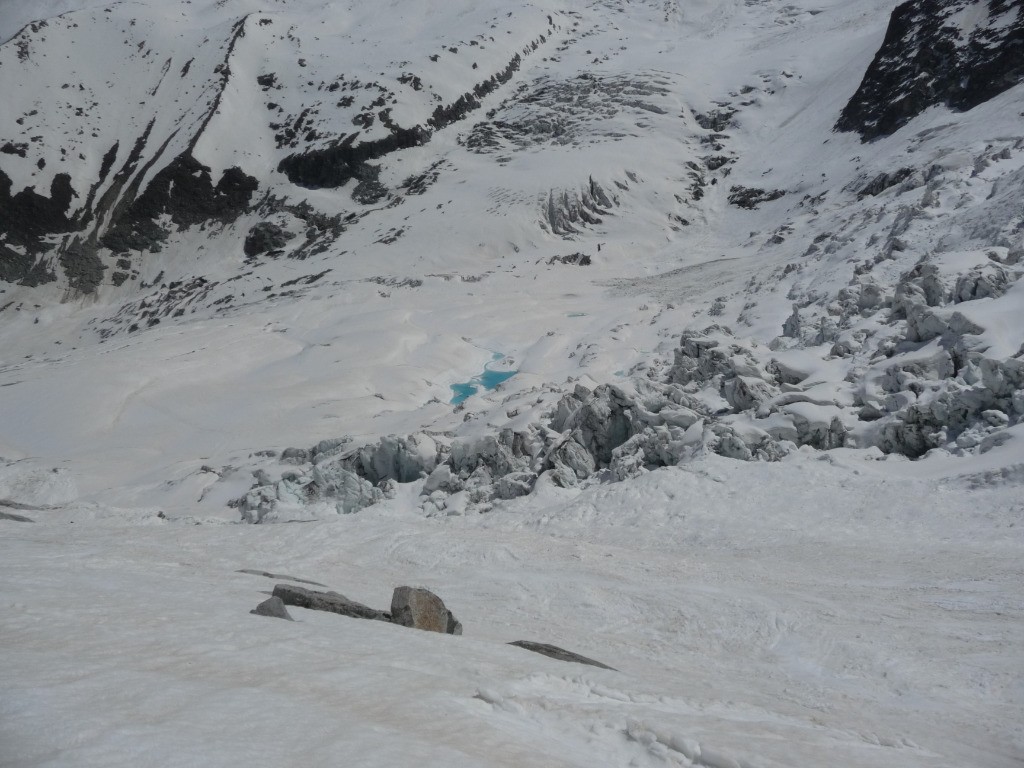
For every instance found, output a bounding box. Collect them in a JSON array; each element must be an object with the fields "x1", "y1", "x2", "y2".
[{"x1": 837, "y1": 0, "x2": 1024, "y2": 140}]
